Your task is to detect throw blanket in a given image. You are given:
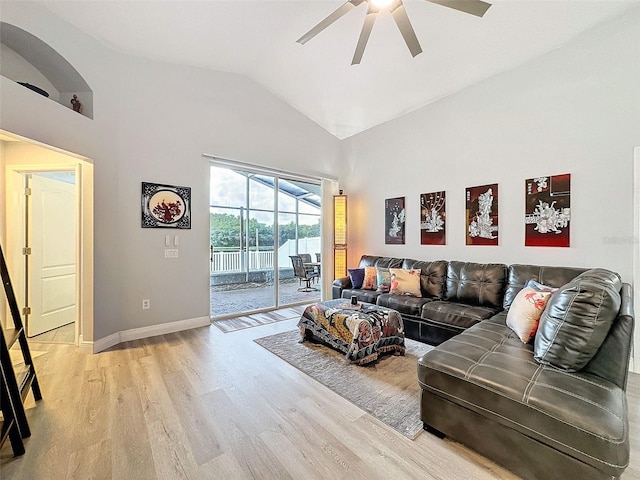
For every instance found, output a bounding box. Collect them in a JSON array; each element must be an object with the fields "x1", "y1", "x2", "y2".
[{"x1": 298, "y1": 299, "x2": 405, "y2": 365}]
